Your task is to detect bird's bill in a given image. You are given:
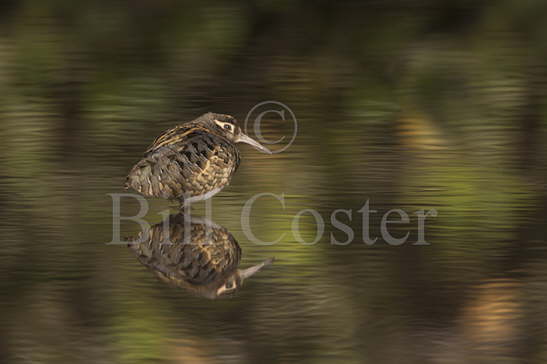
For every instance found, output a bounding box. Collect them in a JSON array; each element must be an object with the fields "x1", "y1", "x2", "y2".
[
  {"x1": 238, "y1": 257, "x2": 275, "y2": 280},
  {"x1": 237, "y1": 133, "x2": 273, "y2": 154}
]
